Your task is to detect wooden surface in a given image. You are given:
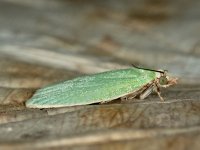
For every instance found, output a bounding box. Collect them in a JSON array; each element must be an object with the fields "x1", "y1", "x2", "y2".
[{"x1": 0, "y1": 0, "x2": 200, "y2": 149}]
